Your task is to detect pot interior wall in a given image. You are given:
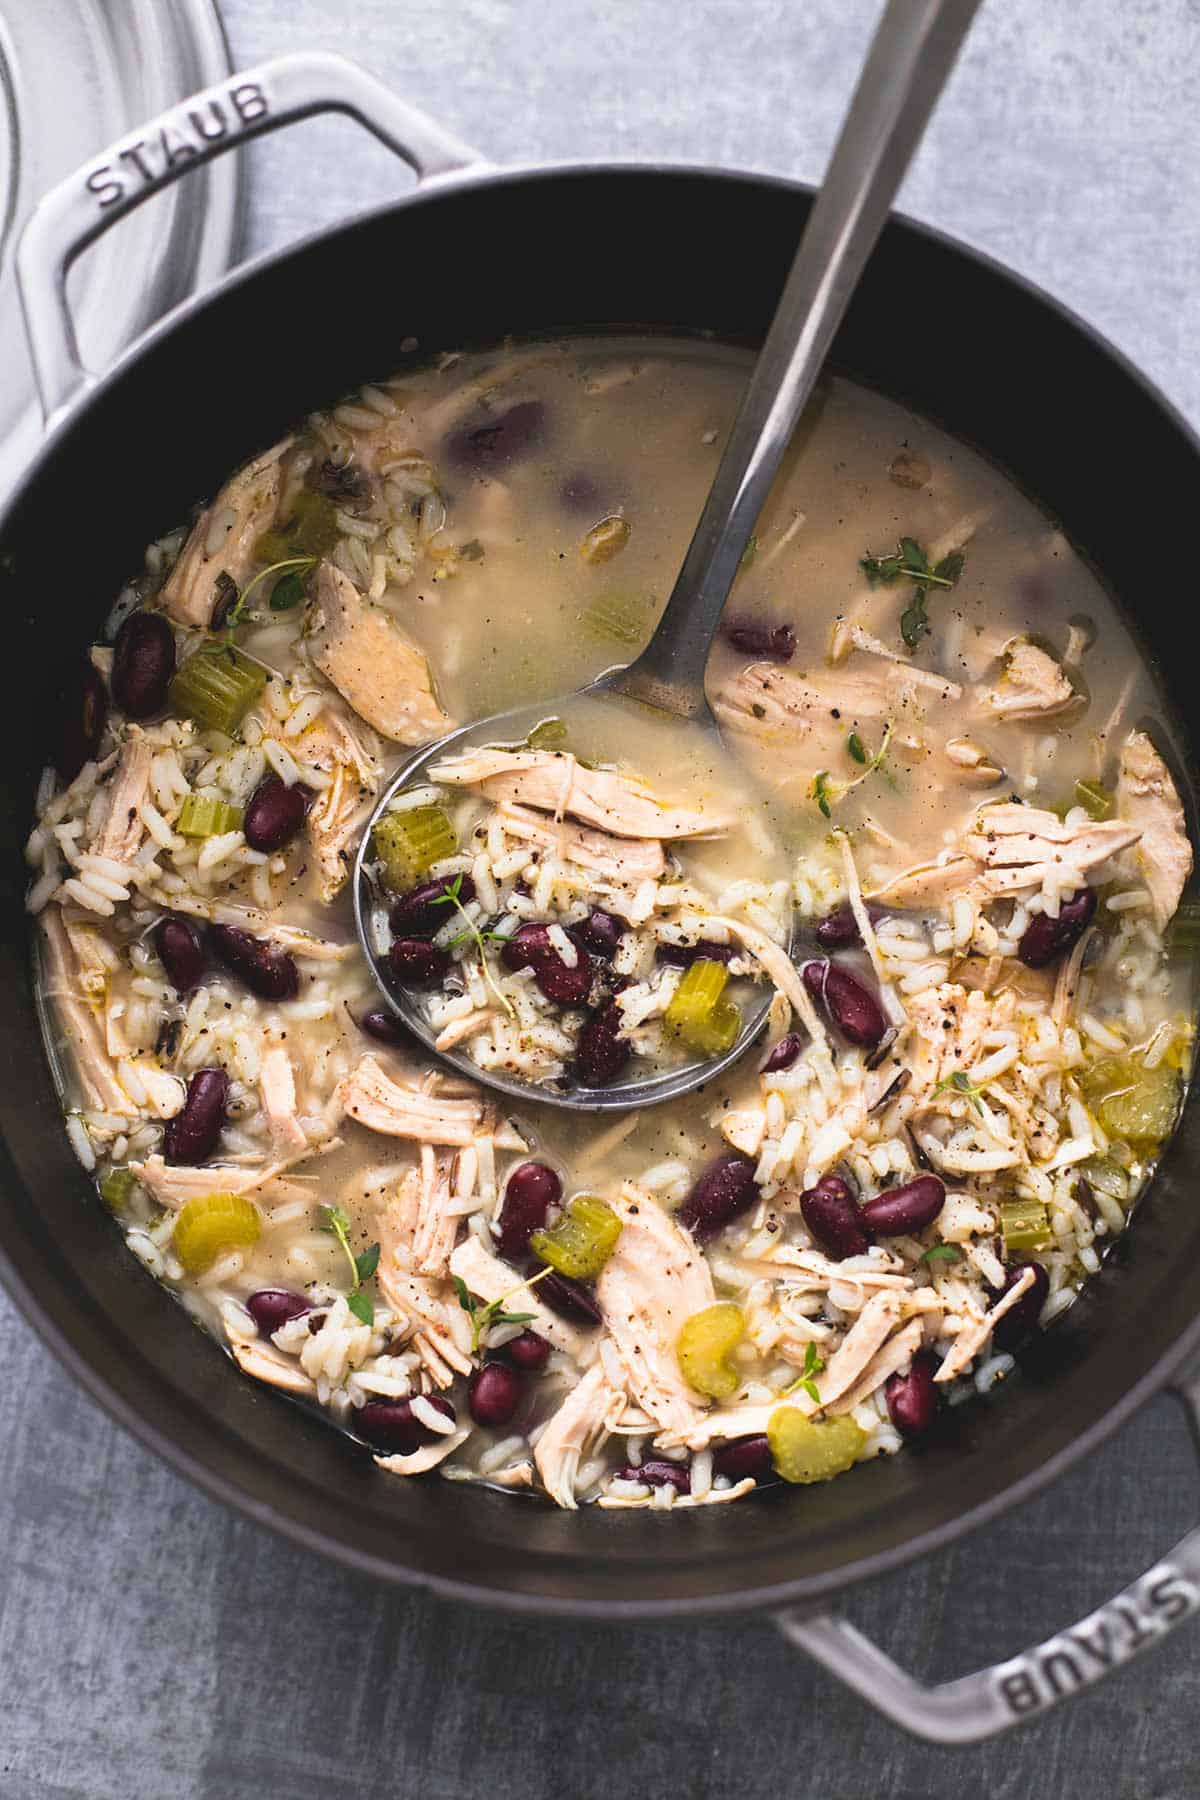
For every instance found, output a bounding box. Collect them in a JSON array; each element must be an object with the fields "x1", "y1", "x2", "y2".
[{"x1": 2, "y1": 169, "x2": 1198, "y2": 1613}]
